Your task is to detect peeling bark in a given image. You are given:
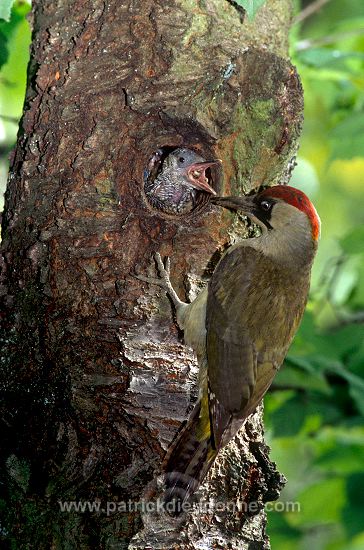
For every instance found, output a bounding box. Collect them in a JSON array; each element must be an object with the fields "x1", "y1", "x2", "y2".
[{"x1": 0, "y1": 0, "x2": 302, "y2": 548}]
